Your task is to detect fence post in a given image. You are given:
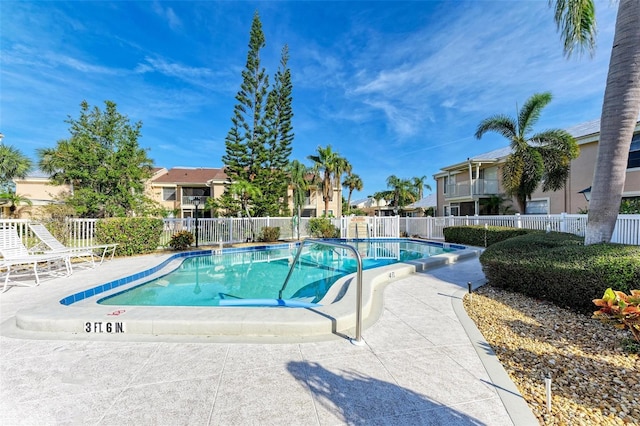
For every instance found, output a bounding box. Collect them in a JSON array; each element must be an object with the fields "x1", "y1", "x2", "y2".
[
  {"x1": 560, "y1": 212, "x2": 567, "y2": 233},
  {"x1": 515, "y1": 213, "x2": 522, "y2": 229}
]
